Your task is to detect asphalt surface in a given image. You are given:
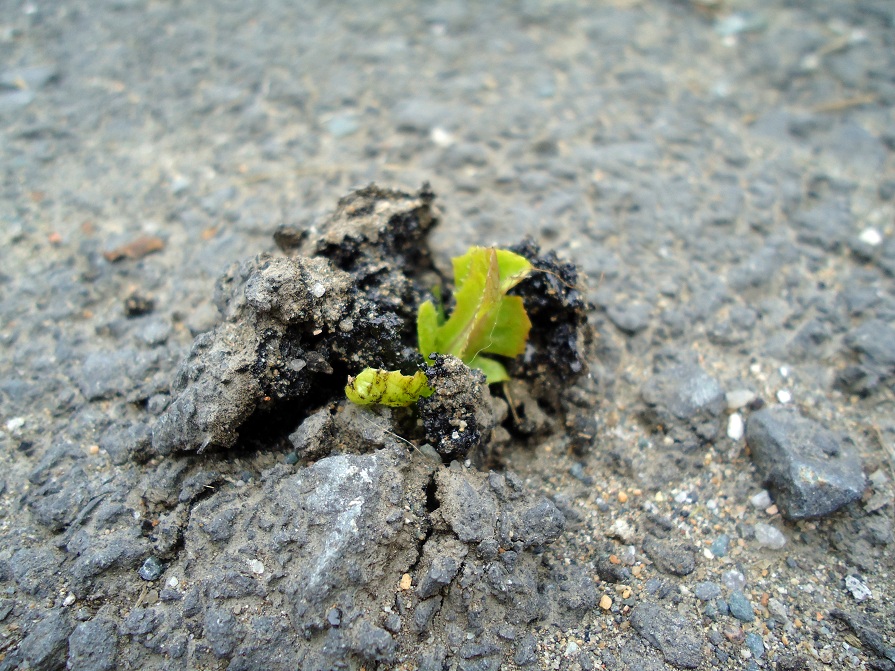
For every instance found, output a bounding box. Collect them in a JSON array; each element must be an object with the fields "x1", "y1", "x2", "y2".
[{"x1": 1, "y1": 1, "x2": 894, "y2": 670}]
